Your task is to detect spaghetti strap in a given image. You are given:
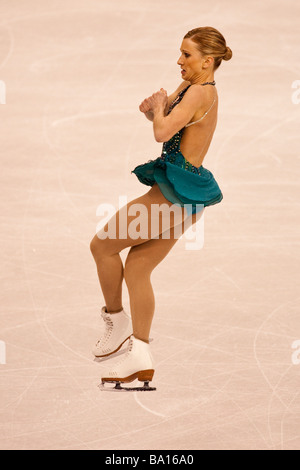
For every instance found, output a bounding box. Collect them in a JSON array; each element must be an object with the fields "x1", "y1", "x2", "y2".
[{"x1": 185, "y1": 89, "x2": 217, "y2": 128}]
